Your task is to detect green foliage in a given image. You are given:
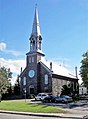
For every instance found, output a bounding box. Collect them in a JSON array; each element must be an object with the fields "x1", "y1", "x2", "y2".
[
  {"x1": 14, "y1": 75, "x2": 20, "y2": 95},
  {"x1": 0, "y1": 101, "x2": 65, "y2": 113},
  {"x1": 0, "y1": 67, "x2": 12, "y2": 95},
  {"x1": 72, "y1": 95, "x2": 79, "y2": 101},
  {"x1": 80, "y1": 51, "x2": 88, "y2": 88},
  {"x1": 61, "y1": 84, "x2": 71, "y2": 96}
]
